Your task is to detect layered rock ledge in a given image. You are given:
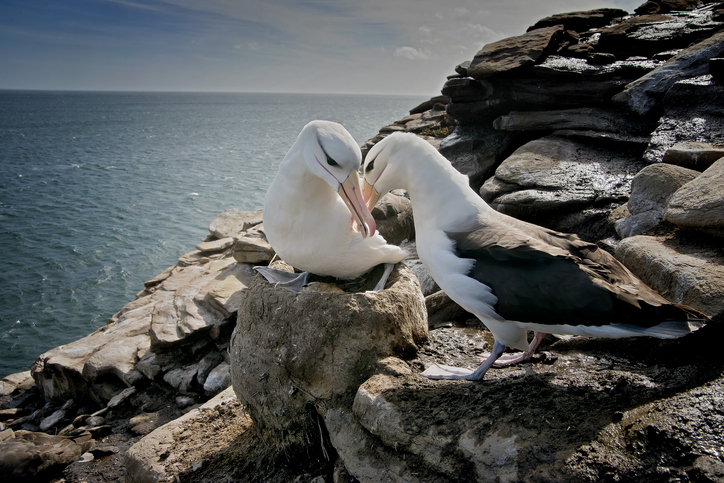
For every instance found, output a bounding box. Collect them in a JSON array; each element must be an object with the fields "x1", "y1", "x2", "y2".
[{"x1": 1, "y1": 1, "x2": 724, "y2": 482}]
